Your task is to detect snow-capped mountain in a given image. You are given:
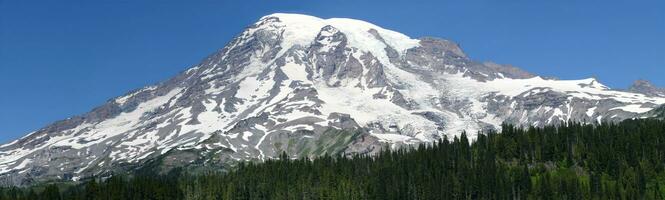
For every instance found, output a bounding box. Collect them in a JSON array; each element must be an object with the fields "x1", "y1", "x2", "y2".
[{"x1": 1, "y1": 13, "x2": 664, "y2": 186}]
